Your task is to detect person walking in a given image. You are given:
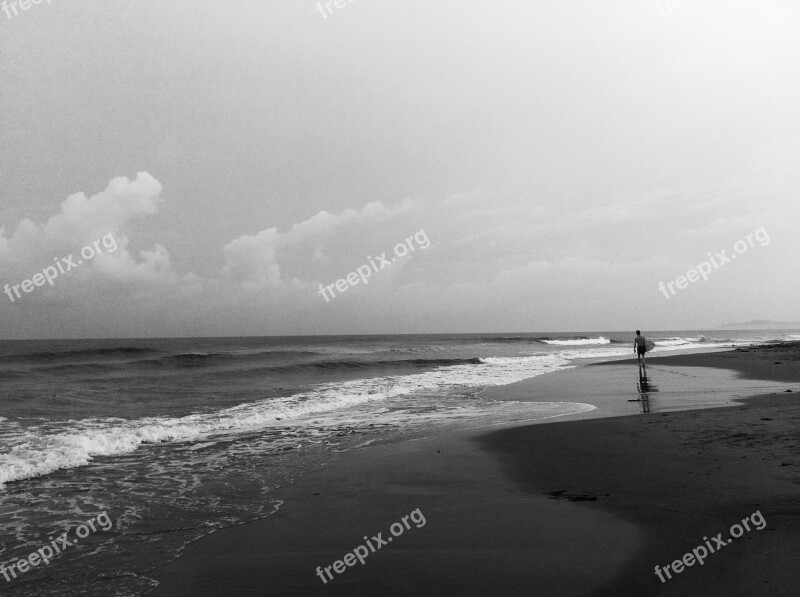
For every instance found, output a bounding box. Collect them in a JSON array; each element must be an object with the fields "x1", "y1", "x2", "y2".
[{"x1": 634, "y1": 330, "x2": 648, "y2": 366}]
